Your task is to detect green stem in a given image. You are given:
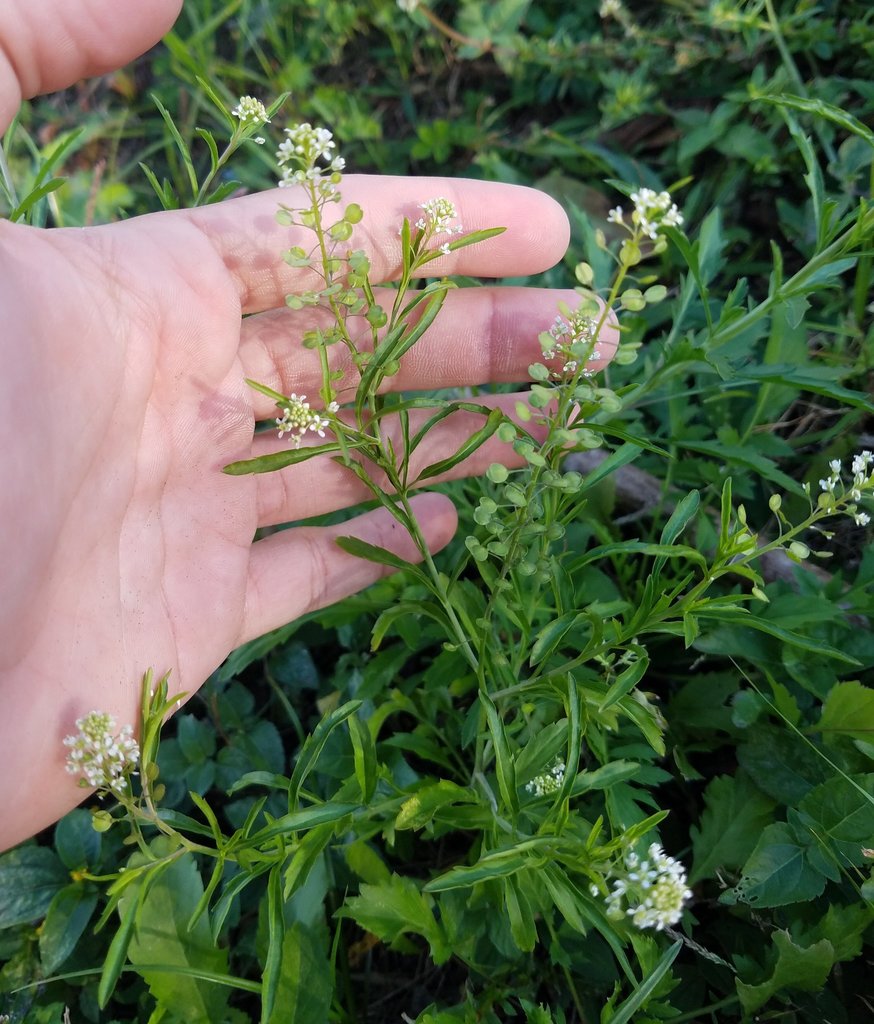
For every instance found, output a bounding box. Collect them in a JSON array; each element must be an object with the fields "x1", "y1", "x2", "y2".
[
  {"x1": 193, "y1": 133, "x2": 241, "y2": 206},
  {"x1": 0, "y1": 134, "x2": 19, "y2": 210},
  {"x1": 543, "y1": 914, "x2": 590, "y2": 1024},
  {"x1": 763, "y1": 0, "x2": 836, "y2": 165},
  {"x1": 671, "y1": 995, "x2": 740, "y2": 1023}
]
